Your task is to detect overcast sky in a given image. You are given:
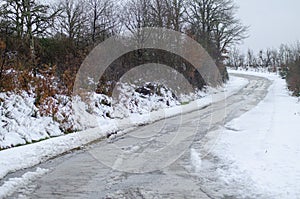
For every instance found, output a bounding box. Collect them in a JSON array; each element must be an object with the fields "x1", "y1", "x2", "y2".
[{"x1": 234, "y1": 0, "x2": 300, "y2": 53}]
